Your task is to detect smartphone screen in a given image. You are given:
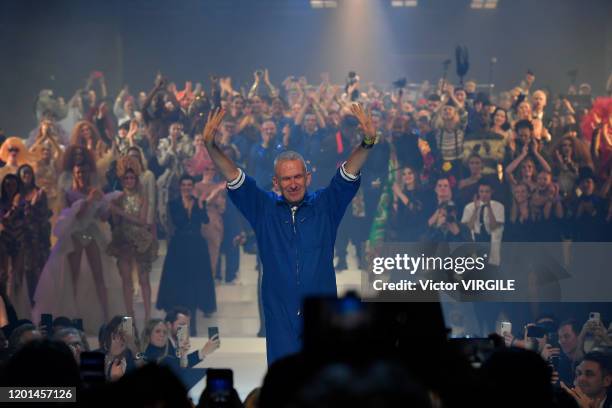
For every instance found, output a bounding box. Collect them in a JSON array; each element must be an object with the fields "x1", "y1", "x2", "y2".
[
  {"x1": 41, "y1": 313, "x2": 53, "y2": 330},
  {"x1": 206, "y1": 368, "x2": 233, "y2": 391},
  {"x1": 208, "y1": 326, "x2": 219, "y2": 339},
  {"x1": 121, "y1": 316, "x2": 133, "y2": 337},
  {"x1": 80, "y1": 351, "x2": 105, "y2": 383}
]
